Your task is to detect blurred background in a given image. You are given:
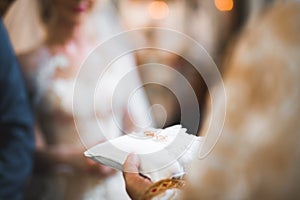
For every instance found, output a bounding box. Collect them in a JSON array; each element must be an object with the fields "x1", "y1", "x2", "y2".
[
  {"x1": 4, "y1": 0, "x2": 279, "y2": 134},
  {"x1": 110, "y1": 0, "x2": 276, "y2": 132},
  {"x1": 3, "y1": 0, "x2": 300, "y2": 199}
]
